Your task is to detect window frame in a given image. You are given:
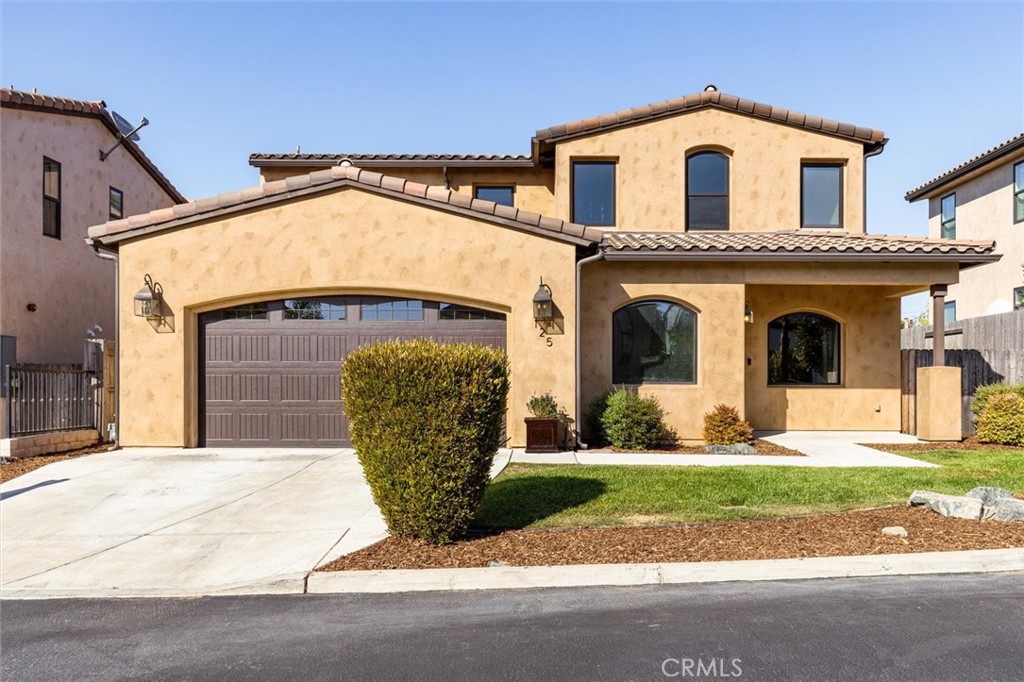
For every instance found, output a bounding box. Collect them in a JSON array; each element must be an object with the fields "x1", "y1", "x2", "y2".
[
  {"x1": 472, "y1": 184, "x2": 515, "y2": 208},
  {"x1": 940, "y1": 193, "x2": 957, "y2": 239},
  {"x1": 570, "y1": 159, "x2": 617, "y2": 226},
  {"x1": 1014, "y1": 286, "x2": 1024, "y2": 310},
  {"x1": 685, "y1": 151, "x2": 730, "y2": 231},
  {"x1": 766, "y1": 312, "x2": 842, "y2": 387},
  {"x1": 943, "y1": 300, "x2": 957, "y2": 324},
  {"x1": 800, "y1": 163, "x2": 844, "y2": 230},
  {"x1": 109, "y1": 186, "x2": 124, "y2": 221},
  {"x1": 611, "y1": 299, "x2": 699, "y2": 385},
  {"x1": 43, "y1": 156, "x2": 61, "y2": 239},
  {"x1": 1013, "y1": 161, "x2": 1024, "y2": 224}
]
